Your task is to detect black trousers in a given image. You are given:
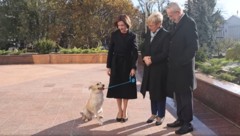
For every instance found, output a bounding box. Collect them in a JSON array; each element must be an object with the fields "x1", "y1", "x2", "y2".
[
  {"x1": 175, "y1": 91, "x2": 193, "y2": 124},
  {"x1": 150, "y1": 98, "x2": 166, "y2": 118}
]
